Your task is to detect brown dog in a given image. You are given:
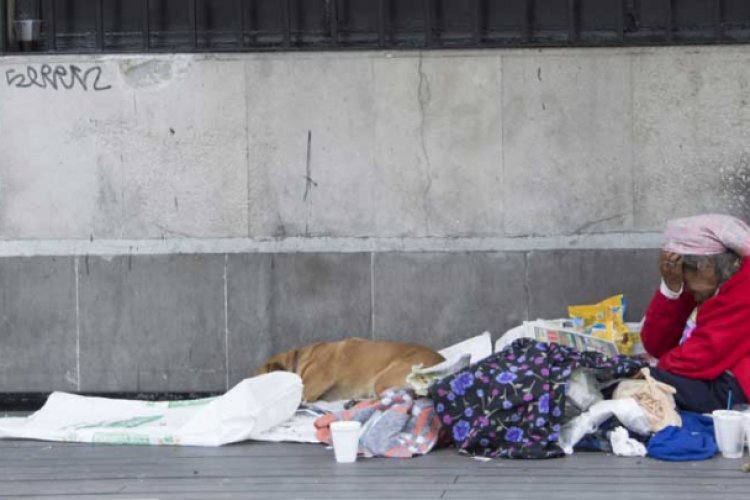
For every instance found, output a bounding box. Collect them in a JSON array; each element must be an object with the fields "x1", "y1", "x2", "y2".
[{"x1": 256, "y1": 338, "x2": 444, "y2": 402}]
